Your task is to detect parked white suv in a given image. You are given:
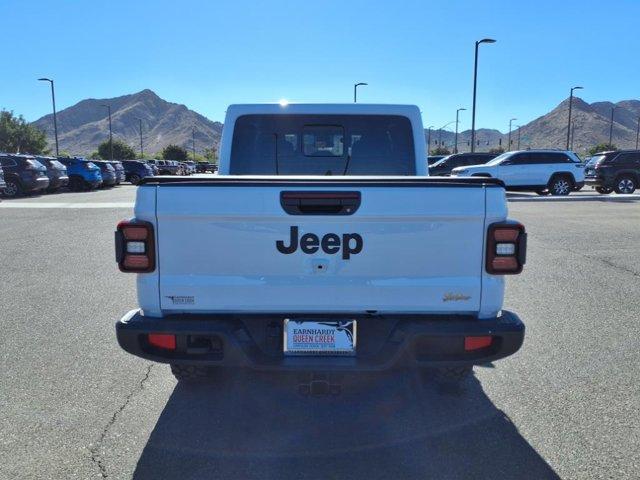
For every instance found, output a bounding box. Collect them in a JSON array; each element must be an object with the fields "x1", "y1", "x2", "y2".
[{"x1": 451, "y1": 150, "x2": 585, "y2": 195}]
